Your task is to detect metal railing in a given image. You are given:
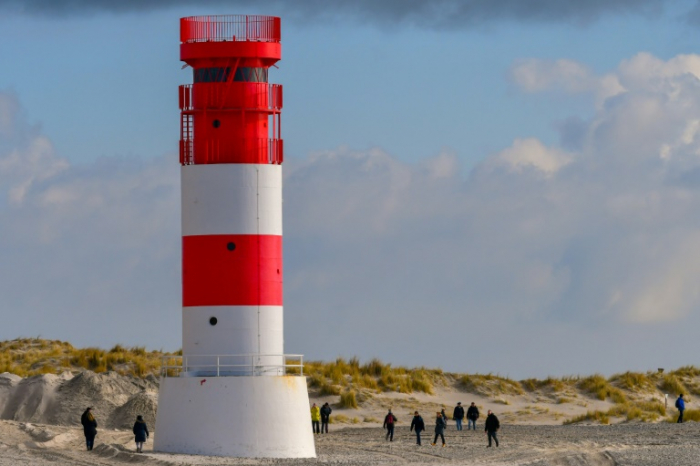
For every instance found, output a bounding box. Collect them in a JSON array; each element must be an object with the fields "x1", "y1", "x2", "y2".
[
  {"x1": 161, "y1": 354, "x2": 303, "y2": 378},
  {"x1": 179, "y1": 83, "x2": 282, "y2": 111},
  {"x1": 181, "y1": 15, "x2": 281, "y2": 43}
]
